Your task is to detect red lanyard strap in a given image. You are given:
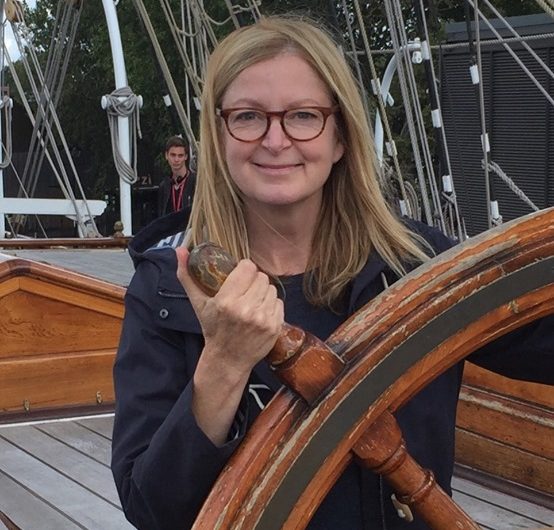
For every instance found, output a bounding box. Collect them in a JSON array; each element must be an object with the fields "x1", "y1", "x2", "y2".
[{"x1": 171, "y1": 174, "x2": 188, "y2": 211}]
